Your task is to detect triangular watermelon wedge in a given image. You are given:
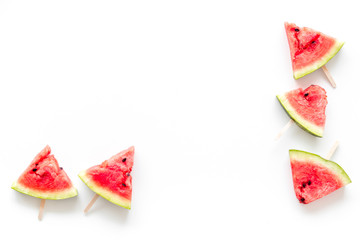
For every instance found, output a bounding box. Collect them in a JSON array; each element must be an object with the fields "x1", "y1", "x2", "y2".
[
  {"x1": 289, "y1": 149, "x2": 351, "y2": 204},
  {"x1": 285, "y1": 22, "x2": 344, "y2": 79},
  {"x1": 277, "y1": 85, "x2": 327, "y2": 137},
  {"x1": 11, "y1": 145, "x2": 78, "y2": 200},
  {"x1": 78, "y1": 146, "x2": 134, "y2": 209}
]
